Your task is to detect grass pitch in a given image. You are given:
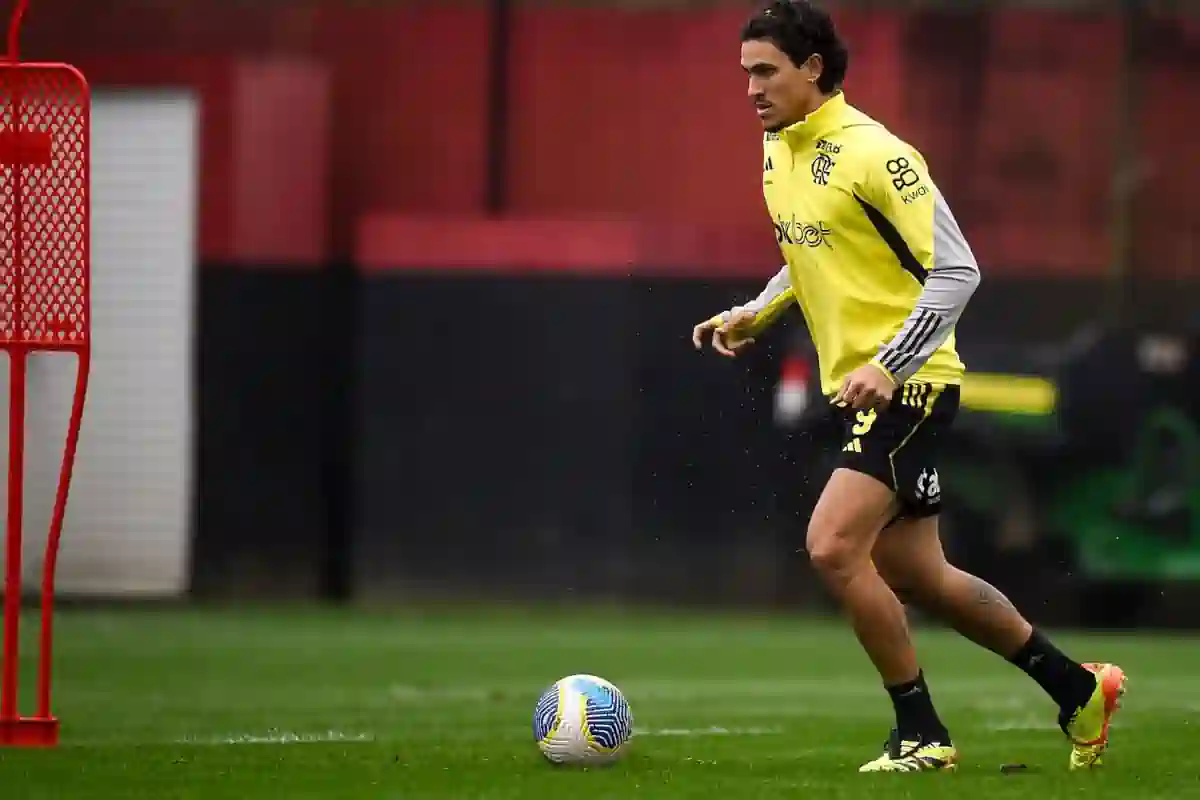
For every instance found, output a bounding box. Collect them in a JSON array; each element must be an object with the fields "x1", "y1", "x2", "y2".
[{"x1": 1, "y1": 605, "x2": 1197, "y2": 798}]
